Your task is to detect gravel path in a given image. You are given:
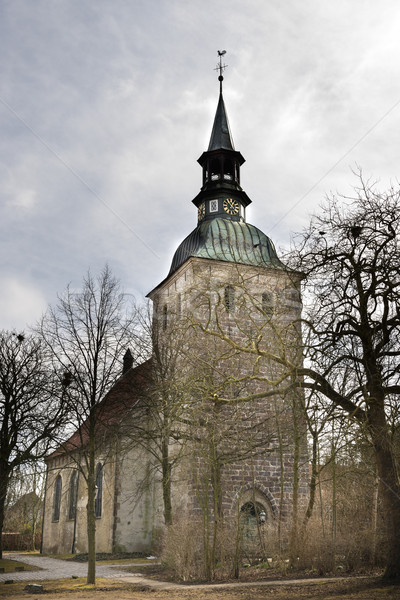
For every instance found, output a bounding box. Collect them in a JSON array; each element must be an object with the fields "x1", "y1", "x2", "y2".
[
  {"x1": 0, "y1": 553, "x2": 359, "y2": 592},
  {"x1": 0, "y1": 553, "x2": 144, "y2": 583}
]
